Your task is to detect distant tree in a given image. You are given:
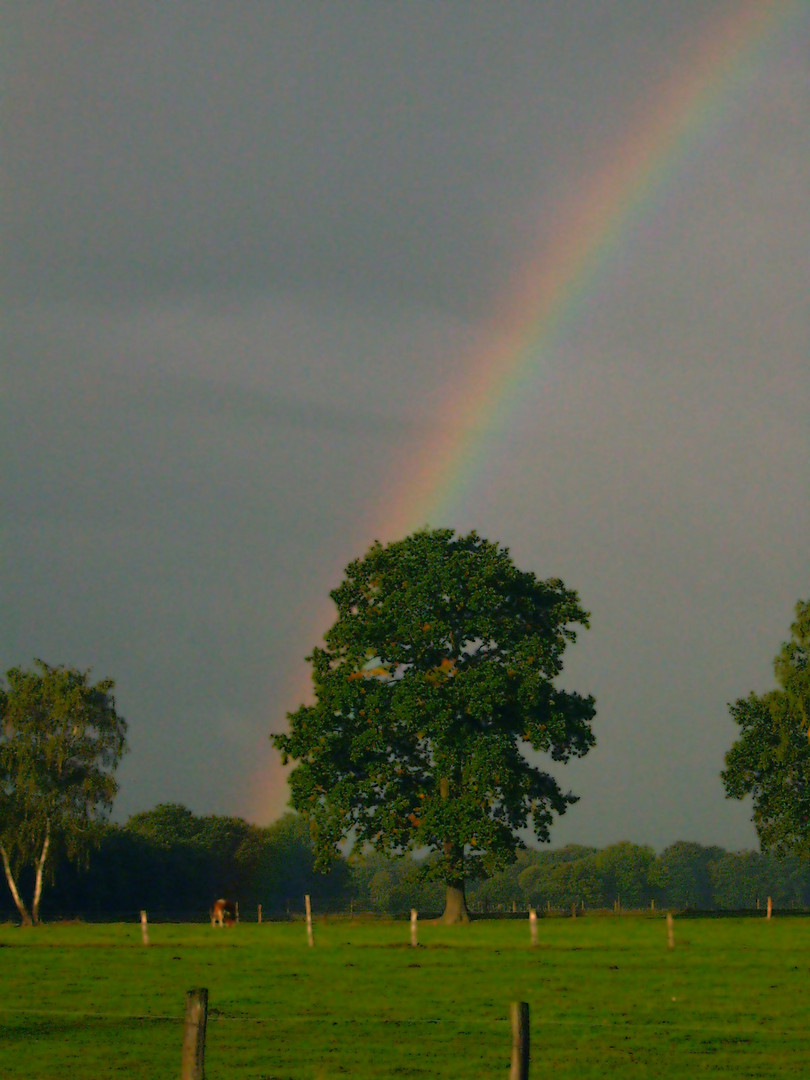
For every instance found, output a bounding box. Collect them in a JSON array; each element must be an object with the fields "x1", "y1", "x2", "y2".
[
  {"x1": 650, "y1": 841, "x2": 724, "y2": 909},
  {"x1": 709, "y1": 850, "x2": 767, "y2": 909},
  {"x1": 722, "y1": 600, "x2": 810, "y2": 854},
  {"x1": 253, "y1": 812, "x2": 350, "y2": 913},
  {"x1": 125, "y1": 803, "x2": 201, "y2": 846},
  {"x1": 706, "y1": 848, "x2": 808, "y2": 911},
  {"x1": 367, "y1": 865, "x2": 398, "y2": 912},
  {"x1": 0, "y1": 661, "x2": 127, "y2": 925},
  {"x1": 121, "y1": 804, "x2": 214, "y2": 912},
  {"x1": 400, "y1": 856, "x2": 445, "y2": 913},
  {"x1": 596, "y1": 842, "x2": 655, "y2": 909},
  {"x1": 348, "y1": 851, "x2": 443, "y2": 915},
  {"x1": 50, "y1": 824, "x2": 152, "y2": 918},
  {"x1": 345, "y1": 850, "x2": 391, "y2": 911},
  {"x1": 547, "y1": 848, "x2": 605, "y2": 909},
  {"x1": 762, "y1": 852, "x2": 810, "y2": 909},
  {"x1": 124, "y1": 804, "x2": 281, "y2": 912},
  {"x1": 189, "y1": 814, "x2": 266, "y2": 903},
  {"x1": 472, "y1": 848, "x2": 537, "y2": 912},
  {"x1": 514, "y1": 850, "x2": 549, "y2": 907},
  {"x1": 517, "y1": 846, "x2": 603, "y2": 910},
  {"x1": 273, "y1": 529, "x2": 595, "y2": 922}
]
